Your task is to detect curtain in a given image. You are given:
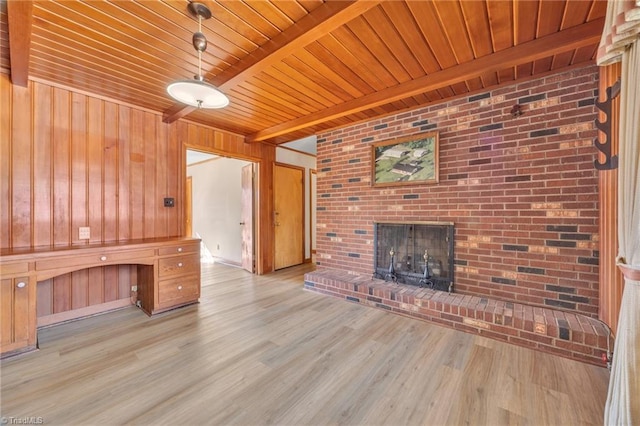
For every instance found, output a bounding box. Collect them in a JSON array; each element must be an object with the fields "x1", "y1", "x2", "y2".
[
  {"x1": 598, "y1": 1, "x2": 640, "y2": 424},
  {"x1": 598, "y1": 0, "x2": 640, "y2": 65}
]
